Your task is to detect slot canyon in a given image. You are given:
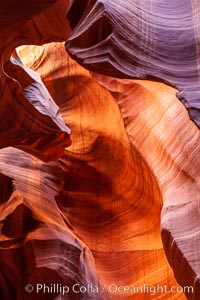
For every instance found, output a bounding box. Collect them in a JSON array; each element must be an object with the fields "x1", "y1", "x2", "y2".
[{"x1": 0, "y1": 1, "x2": 200, "y2": 299}]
